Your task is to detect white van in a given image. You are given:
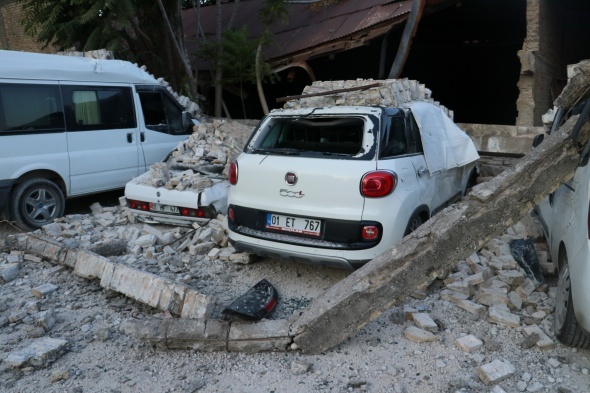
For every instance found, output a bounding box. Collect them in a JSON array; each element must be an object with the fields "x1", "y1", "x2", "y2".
[{"x1": 0, "y1": 50, "x2": 195, "y2": 230}]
